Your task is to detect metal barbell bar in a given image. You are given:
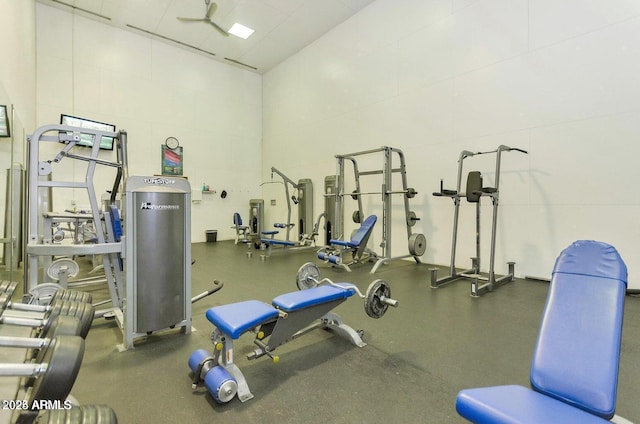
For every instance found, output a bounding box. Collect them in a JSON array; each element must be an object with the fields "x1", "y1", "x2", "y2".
[
  {"x1": 295, "y1": 262, "x2": 398, "y2": 318},
  {"x1": 348, "y1": 187, "x2": 417, "y2": 199}
]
